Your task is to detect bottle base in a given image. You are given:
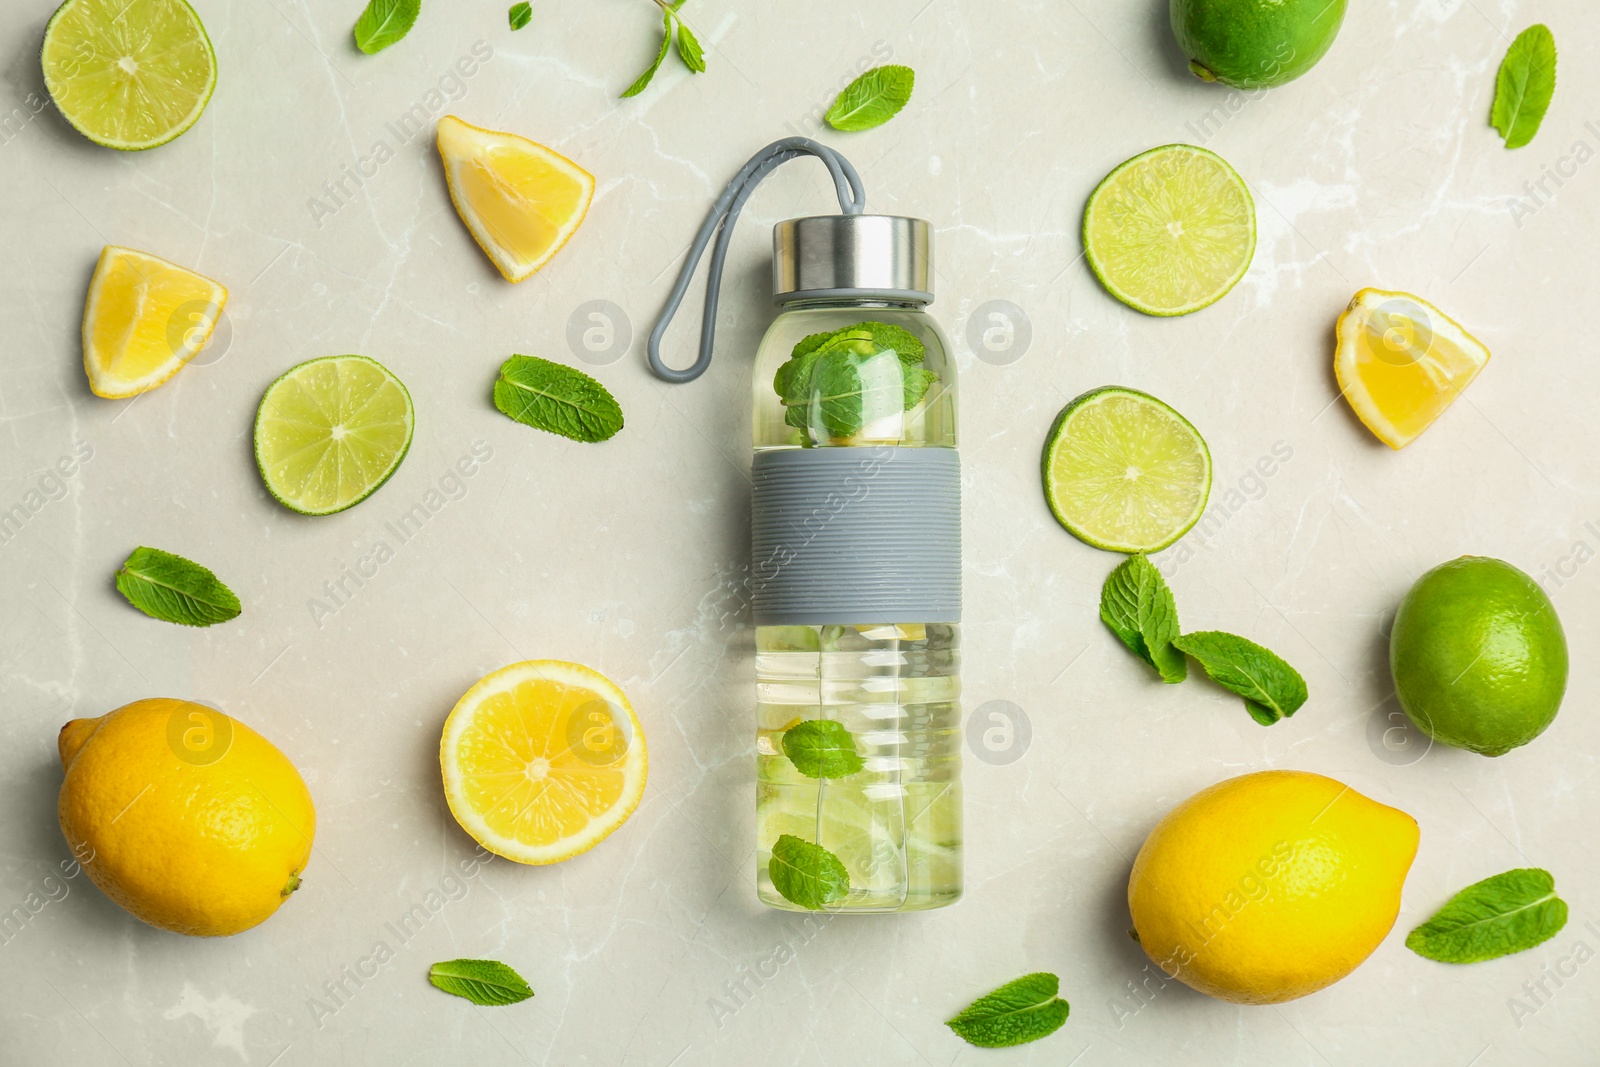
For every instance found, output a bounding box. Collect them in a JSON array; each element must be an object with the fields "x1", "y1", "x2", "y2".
[{"x1": 756, "y1": 887, "x2": 963, "y2": 913}]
